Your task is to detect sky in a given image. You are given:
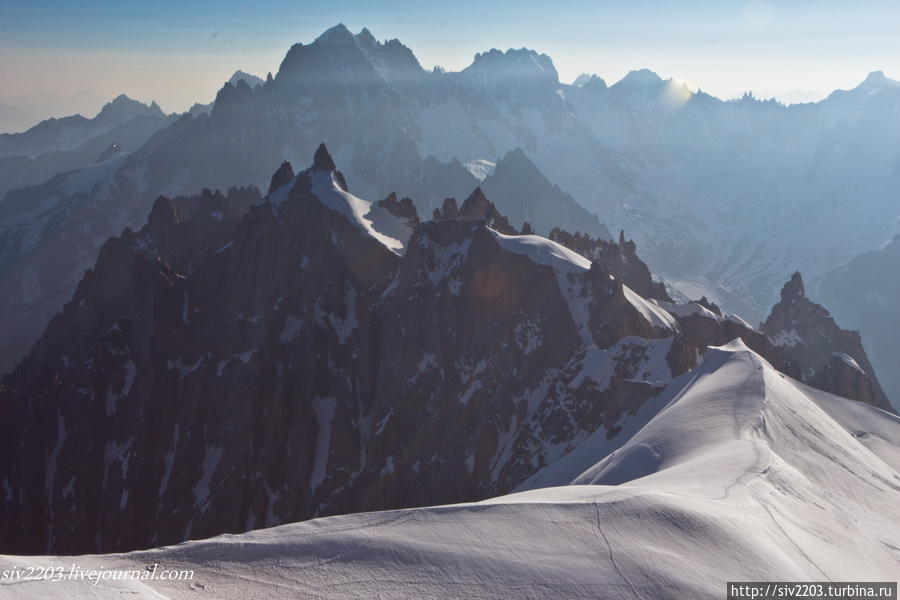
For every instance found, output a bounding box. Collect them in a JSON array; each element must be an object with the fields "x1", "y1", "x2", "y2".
[{"x1": 2, "y1": 0, "x2": 899, "y2": 117}]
